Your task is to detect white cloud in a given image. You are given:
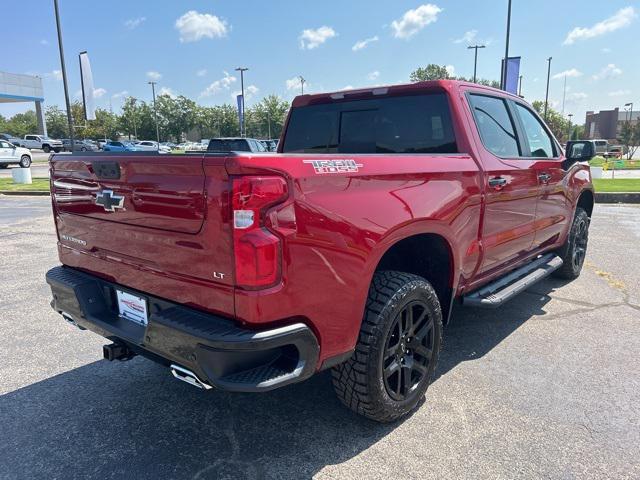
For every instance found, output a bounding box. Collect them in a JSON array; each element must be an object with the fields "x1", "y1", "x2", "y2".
[
  {"x1": 158, "y1": 87, "x2": 177, "y2": 98},
  {"x1": 93, "y1": 88, "x2": 107, "y2": 99},
  {"x1": 146, "y1": 71, "x2": 162, "y2": 81},
  {"x1": 51, "y1": 70, "x2": 62, "y2": 81},
  {"x1": 286, "y1": 77, "x2": 303, "y2": 91},
  {"x1": 564, "y1": 6, "x2": 636, "y2": 45},
  {"x1": 196, "y1": 69, "x2": 207, "y2": 77},
  {"x1": 352, "y1": 36, "x2": 379, "y2": 51},
  {"x1": 367, "y1": 70, "x2": 380, "y2": 81},
  {"x1": 601, "y1": 47, "x2": 612, "y2": 53},
  {"x1": 608, "y1": 89, "x2": 631, "y2": 97},
  {"x1": 40, "y1": 39, "x2": 49, "y2": 46},
  {"x1": 593, "y1": 63, "x2": 623, "y2": 80},
  {"x1": 391, "y1": 4, "x2": 442, "y2": 39},
  {"x1": 566, "y1": 92, "x2": 588, "y2": 103},
  {"x1": 200, "y1": 71, "x2": 237, "y2": 97},
  {"x1": 112, "y1": 90, "x2": 129, "y2": 99},
  {"x1": 552, "y1": 68, "x2": 583, "y2": 79},
  {"x1": 445, "y1": 65, "x2": 456, "y2": 77},
  {"x1": 339, "y1": 85, "x2": 355, "y2": 91},
  {"x1": 299, "y1": 26, "x2": 337, "y2": 50},
  {"x1": 175, "y1": 10, "x2": 228, "y2": 43},
  {"x1": 124, "y1": 16, "x2": 146, "y2": 30},
  {"x1": 454, "y1": 29, "x2": 477, "y2": 44},
  {"x1": 232, "y1": 84, "x2": 259, "y2": 102}
]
